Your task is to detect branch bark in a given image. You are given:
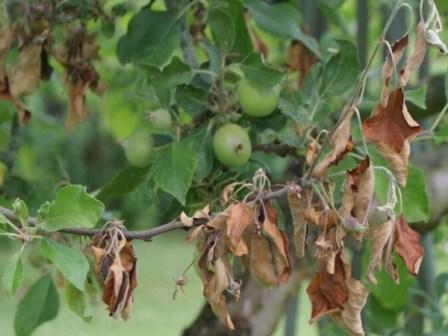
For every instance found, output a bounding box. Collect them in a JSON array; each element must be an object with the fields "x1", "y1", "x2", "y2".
[{"x1": 0, "y1": 185, "x2": 299, "y2": 241}]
